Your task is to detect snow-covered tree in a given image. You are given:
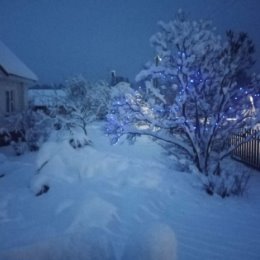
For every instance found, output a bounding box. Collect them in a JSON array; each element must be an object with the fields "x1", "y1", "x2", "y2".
[
  {"x1": 54, "y1": 76, "x2": 110, "y2": 138},
  {"x1": 106, "y1": 10, "x2": 259, "y2": 196}
]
